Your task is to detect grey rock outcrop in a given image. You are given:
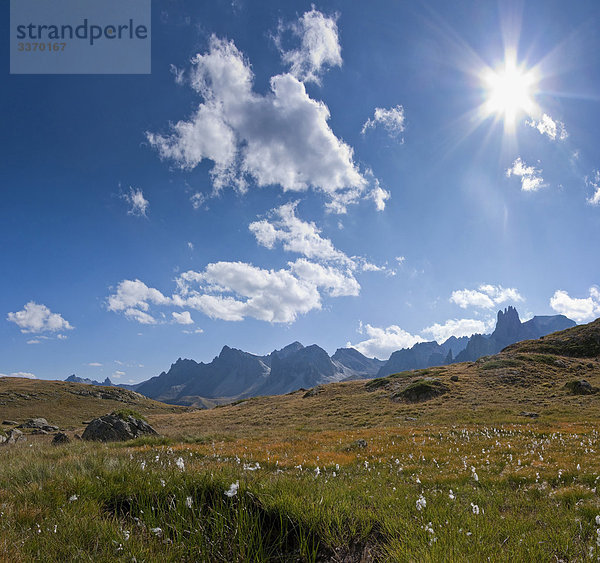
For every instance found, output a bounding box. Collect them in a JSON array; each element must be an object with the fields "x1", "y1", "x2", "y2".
[
  {"x1": 17, "y1": 418, "x2": 59, "y2": 432},
  {"x1": 82, "y1": 413, "x2": 158, "y2": 442}
]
